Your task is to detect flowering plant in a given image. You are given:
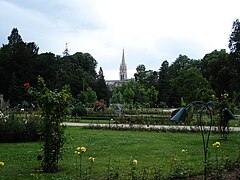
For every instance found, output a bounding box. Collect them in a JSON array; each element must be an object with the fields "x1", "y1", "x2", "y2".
[
  {"x1": 132, "y1": 159, "x2": 138, "y2": 165},
  {"x1": 75, "y1": 146, "x2": 86, "y2": 155},
  {"x1": 75, "y1": 146, "x2": 87, "y2": 179},
  {"x1": 24, "y1": 82, "x2": 30, "y2": 88},
  {"x1": 212, "y1": 142, "x2": 220, "y2": 148},
  {"x1": 89, "y1": 157, "x2": 95, "y2": 162}
]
